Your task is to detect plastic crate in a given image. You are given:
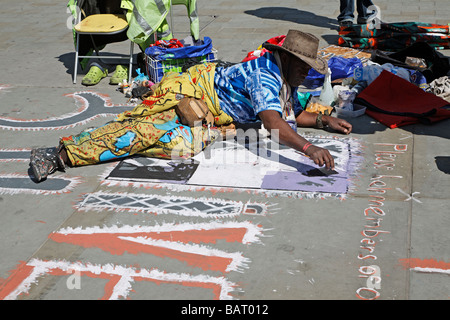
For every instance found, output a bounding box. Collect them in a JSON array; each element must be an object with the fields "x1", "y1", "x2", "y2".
[{"x1": 145, "y1": 48, "x2": 217, "y2": 83}]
